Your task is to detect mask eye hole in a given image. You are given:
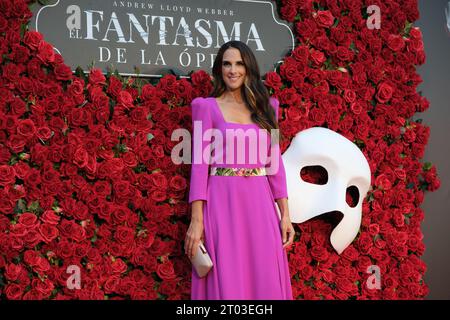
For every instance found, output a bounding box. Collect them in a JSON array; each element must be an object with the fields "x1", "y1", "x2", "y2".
[
  {"x1": 300, "y1": 165, "x2": 328, "y2": 185},
  {"x1": 346, "y1": 185, "x2": 360, "y2": 208}
]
